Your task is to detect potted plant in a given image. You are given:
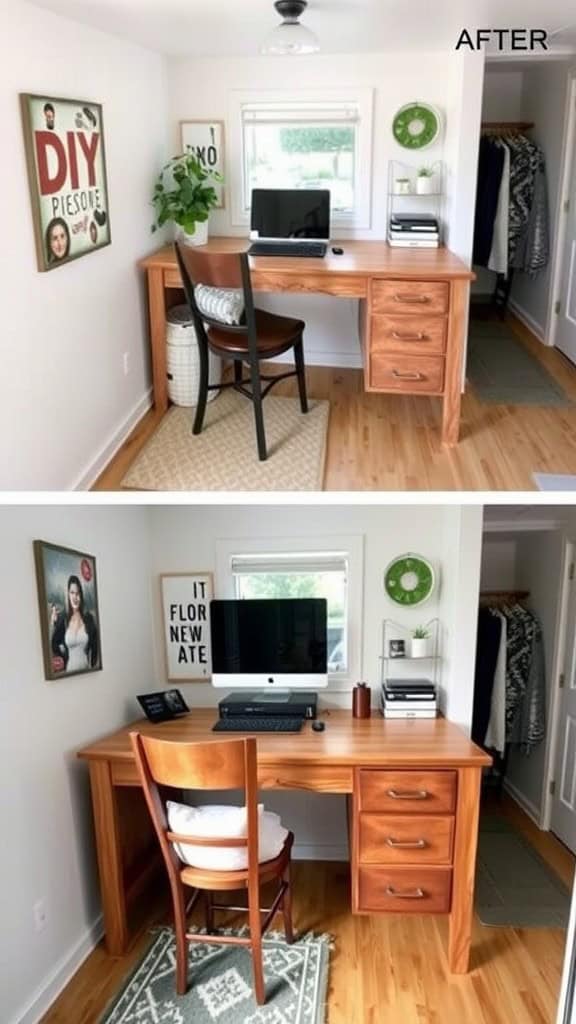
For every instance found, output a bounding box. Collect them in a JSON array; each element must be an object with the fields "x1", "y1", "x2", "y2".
[
  {"x1": 416, "y1": 166, "x2": 435, "y2": 195},
  {"x1": 151, "y1": 148, "x2": 223, "y2": 247},
  {"x1": 410, "y1": 625, "x2": 432, "y2": 658}
]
